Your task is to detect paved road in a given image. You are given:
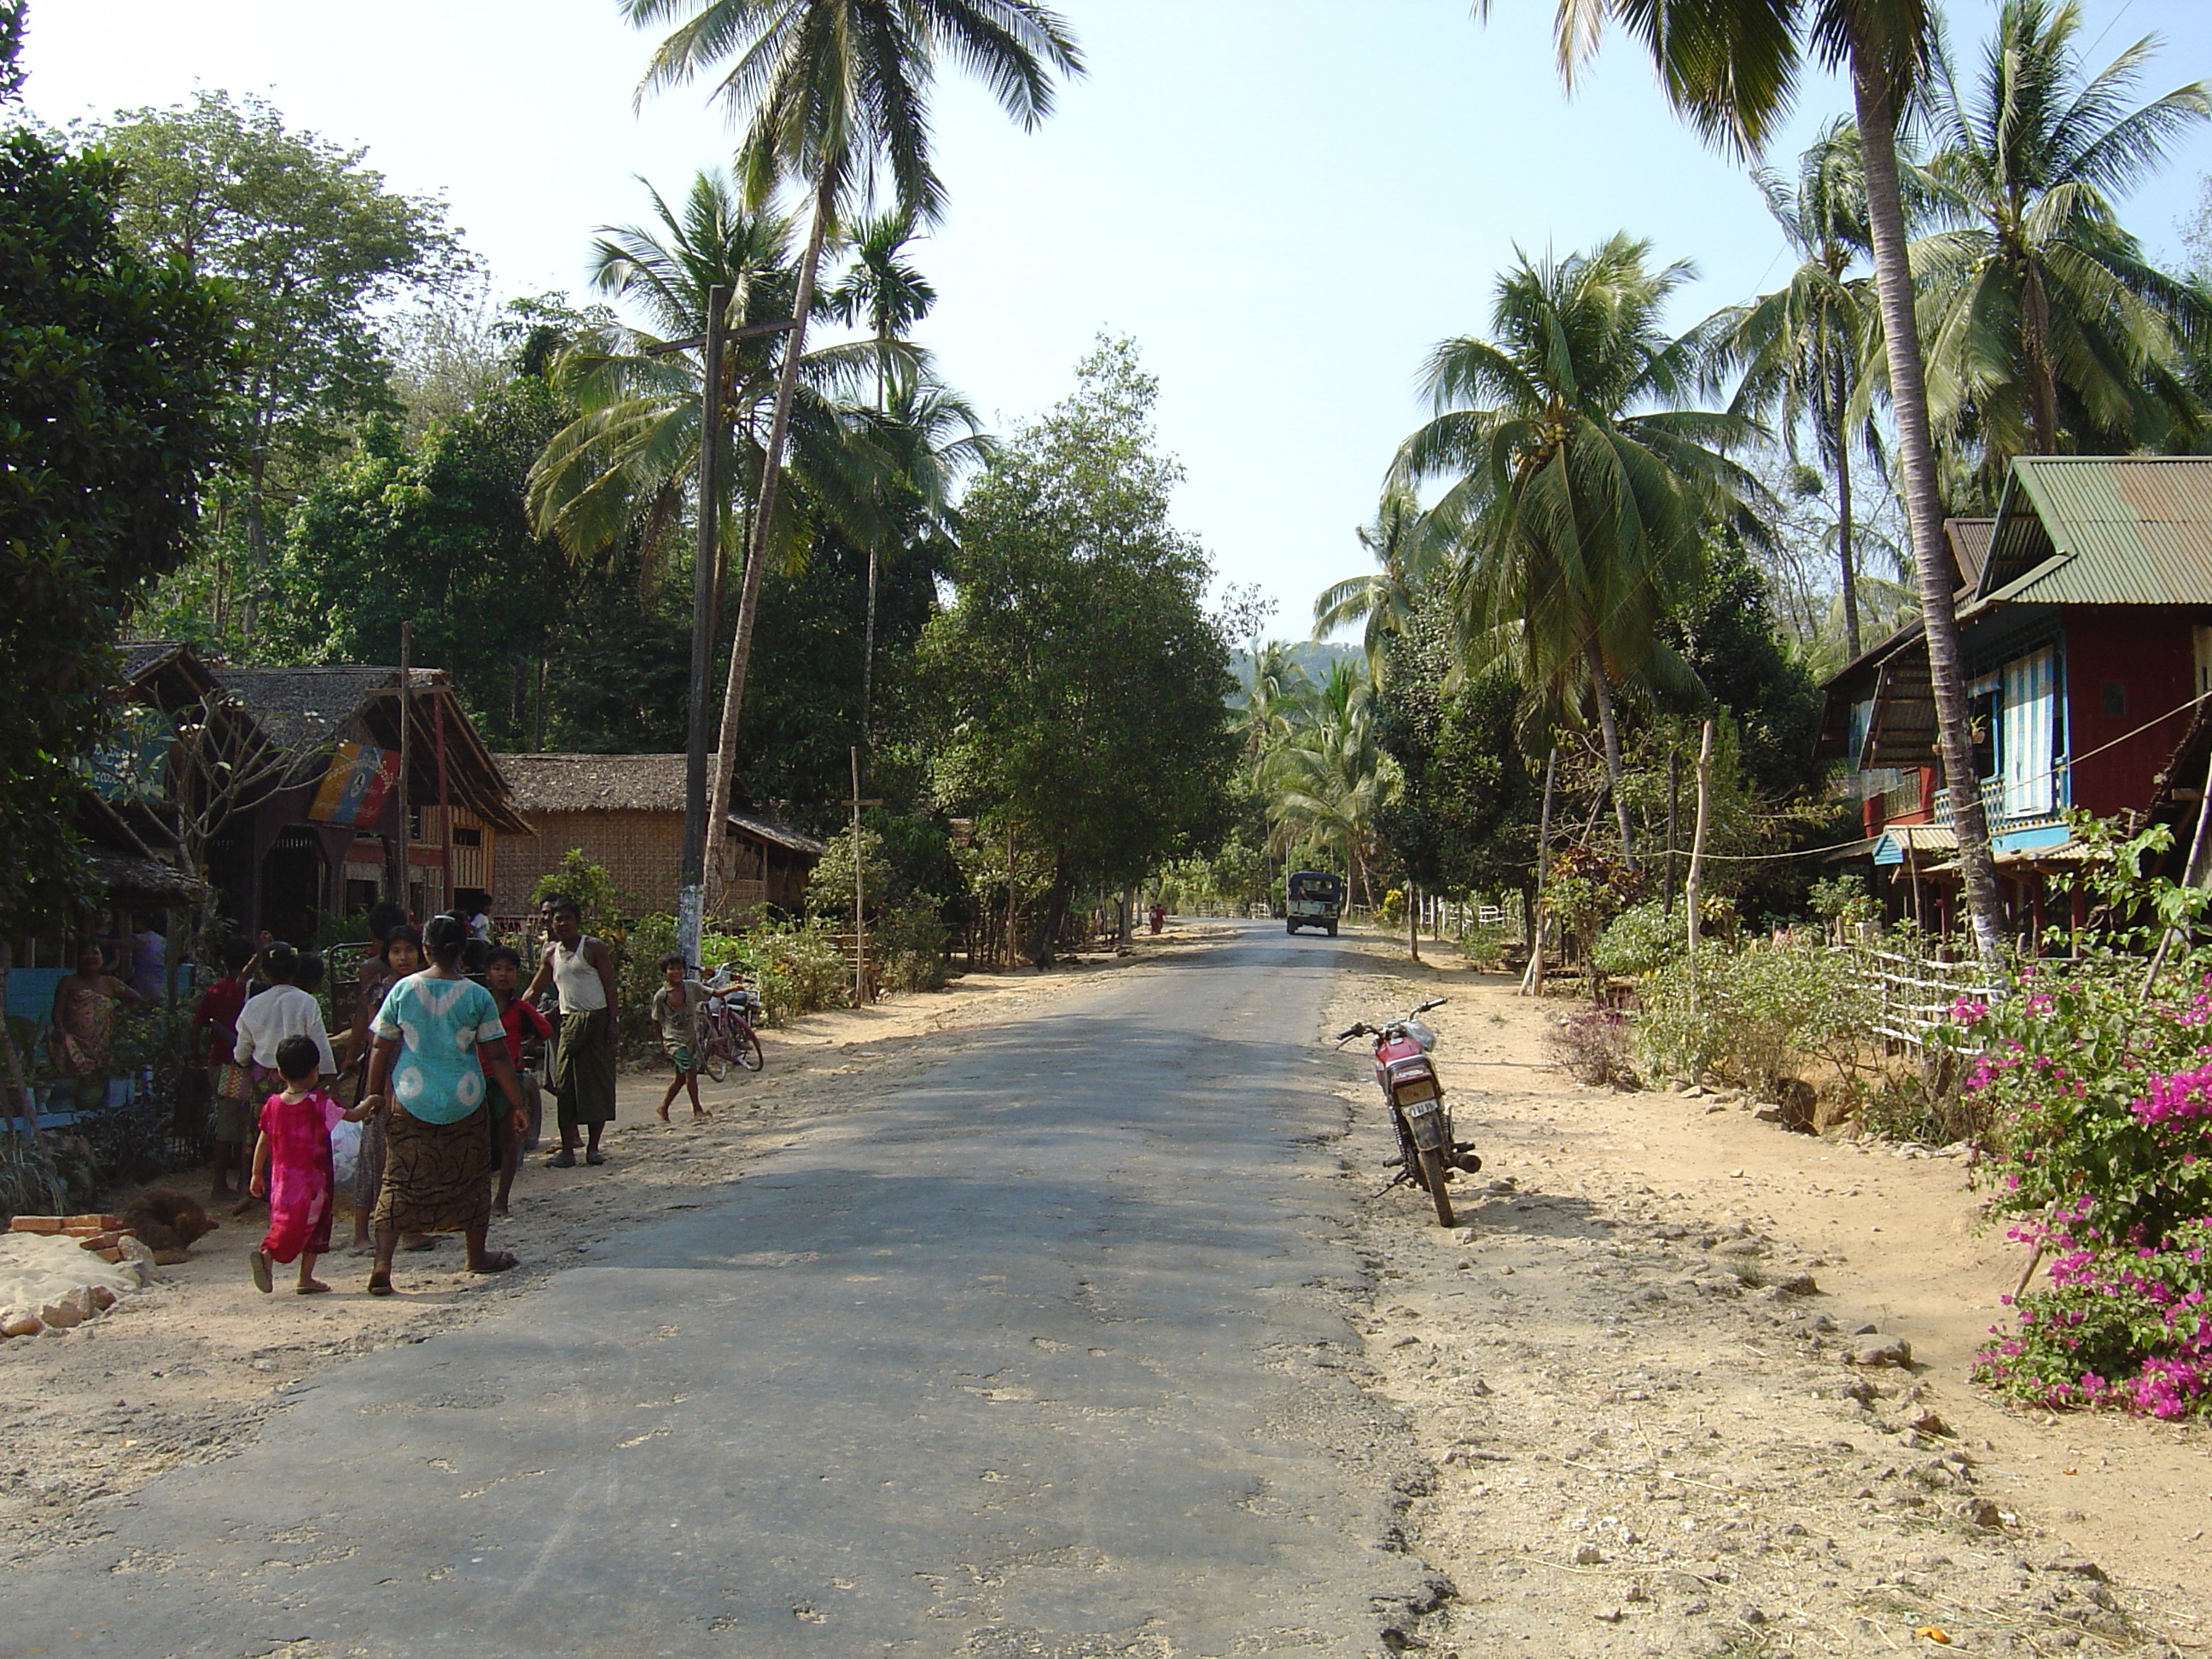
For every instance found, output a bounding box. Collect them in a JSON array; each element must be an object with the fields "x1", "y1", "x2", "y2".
[{"x1": 3, "y1": 923, "x2": 1435, "y2": 1659}]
